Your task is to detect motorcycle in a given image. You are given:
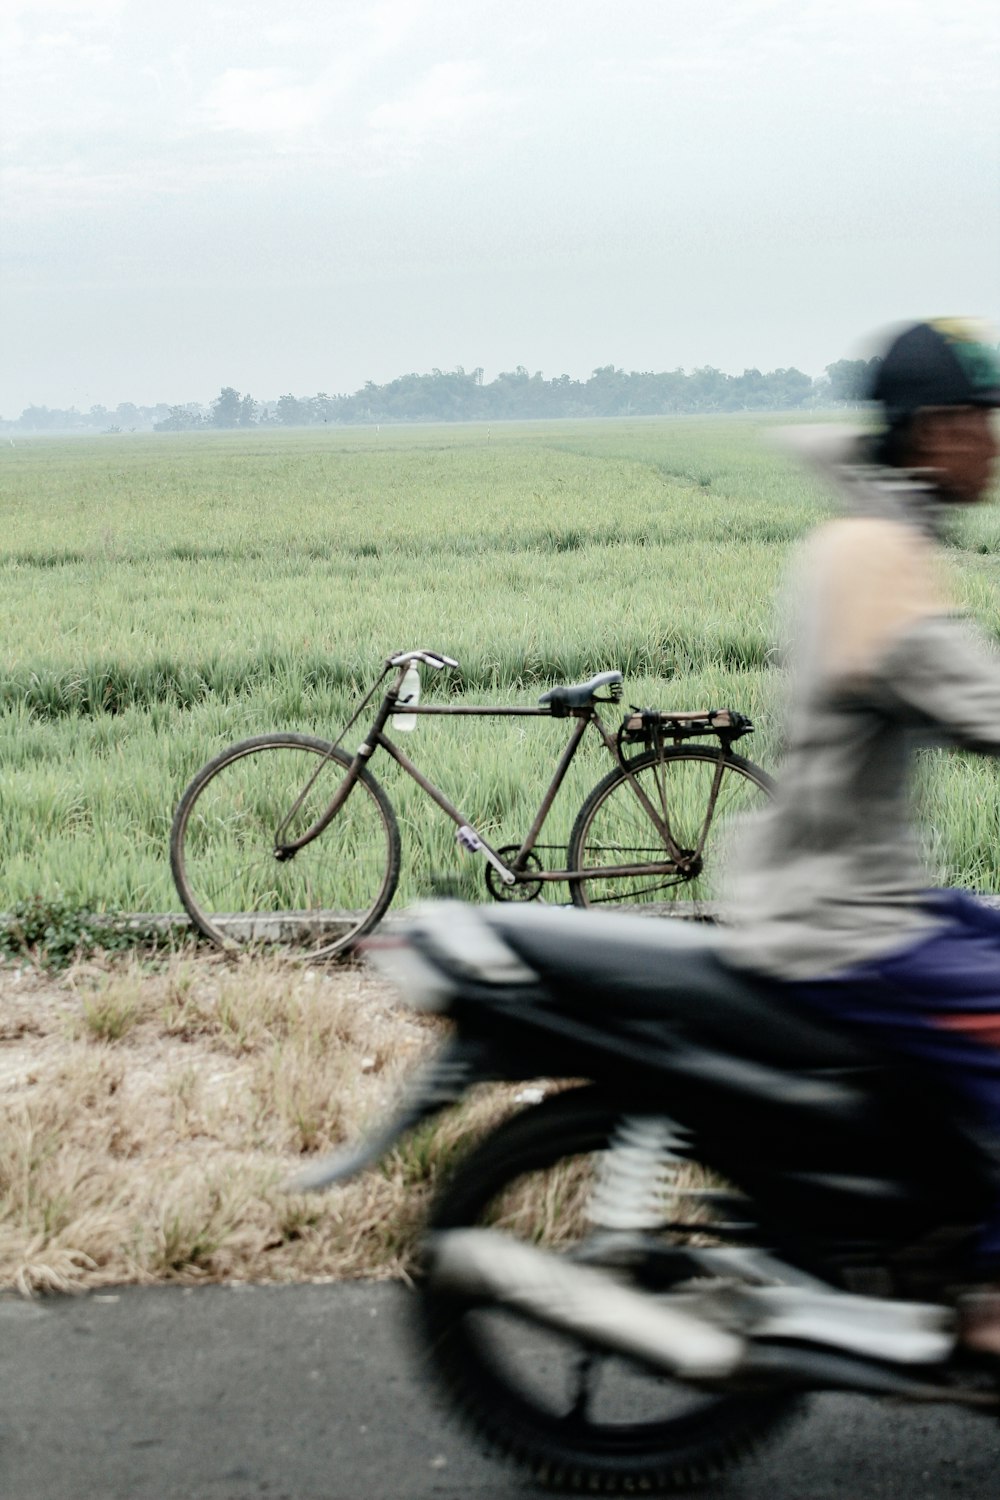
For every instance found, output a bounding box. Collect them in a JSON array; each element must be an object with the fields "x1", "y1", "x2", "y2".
[{"x1": 291, "y1": 901, "x2": 1000, "y2": 1493}]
